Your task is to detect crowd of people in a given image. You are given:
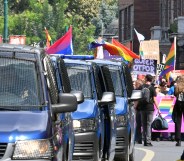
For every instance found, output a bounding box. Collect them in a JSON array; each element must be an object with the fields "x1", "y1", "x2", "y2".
[{"x1": 133, "y1": 75, "x2": 184, "y2": 148}]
